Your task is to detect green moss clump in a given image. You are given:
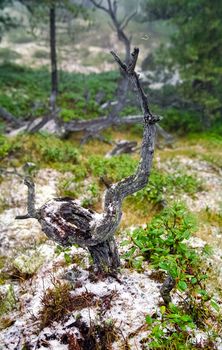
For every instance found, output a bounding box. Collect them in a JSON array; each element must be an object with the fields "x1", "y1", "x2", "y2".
[
  {"x1": 0, "y1": 285, "x2": 17, "y2": 317},
  {"x1": 13, "y1": 250, "x2": 45, "y2": 276}
]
